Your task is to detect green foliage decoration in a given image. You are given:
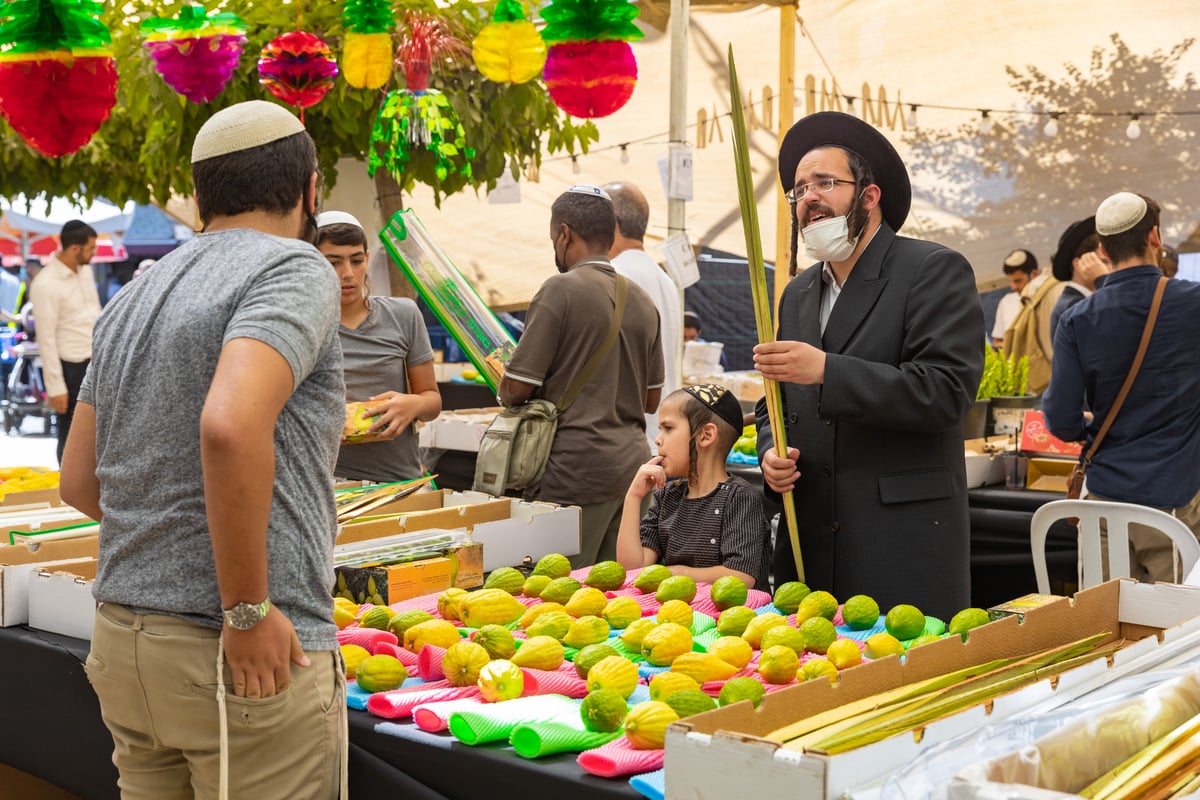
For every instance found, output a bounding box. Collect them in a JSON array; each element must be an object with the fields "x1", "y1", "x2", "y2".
[
  {"x1": 540, "y1": 0, "x2": 642, "y2": 43},
  {"x1": 977, "y1": 348, "x2": 1029, "y2": 399}
]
